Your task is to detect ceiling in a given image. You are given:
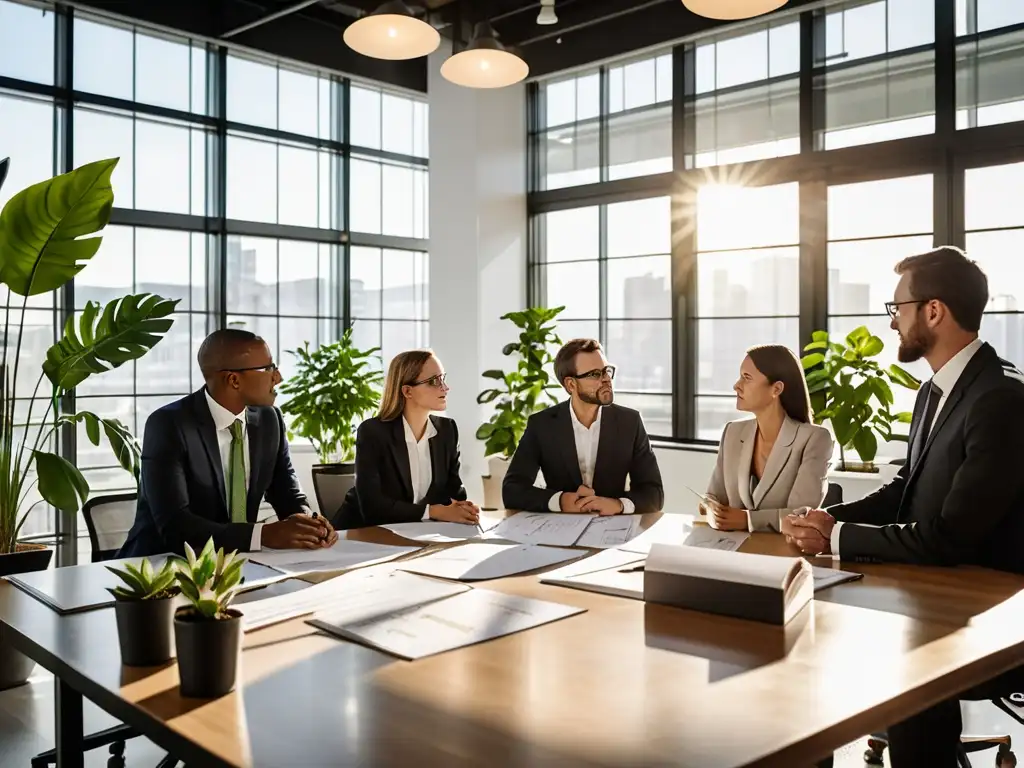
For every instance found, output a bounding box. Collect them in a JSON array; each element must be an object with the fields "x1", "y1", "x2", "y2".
[{"x1": 72, "y1": 0, "x2": 819, "y2": 92}]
